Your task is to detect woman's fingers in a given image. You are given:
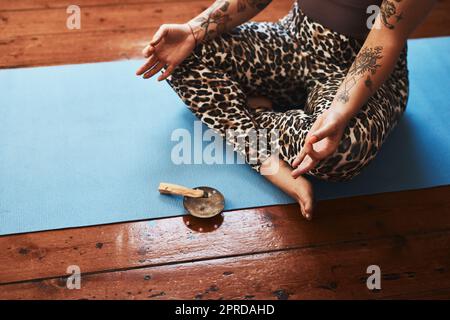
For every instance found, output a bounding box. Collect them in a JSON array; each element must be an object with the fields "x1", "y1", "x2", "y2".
[
  {"x1": 292, "y1": 145, "x2": 307, "y2": 168},
  {"x1": 136, "y1": 54, "x2": 159, "y2": 76},
  {"x1": 310, "y1": 122, "x2": 336, "y2": 142},
  {"x1": 304, "y1": 141, "x2": 321, "y2": 160},
  {"x1": 292, "y1": 155, "x2": 318, "y2": 178},
  {"x1": 309, "y1": 123, "x2": 341, "y2": 158},
  {"x1": 291, "y1": 136, "x2": 324, "y2": 178},
  {"x1": 157, "y1": 64, "x2": 176, "y2": 81},
  {"x1": 150, "y1": 25, "x2": 168, "y2": 46},
  {"x1": 300, "y1": 155, "x2": 318, "y2": 174},
  {"x1": 292, "y1": 140, "x2": 319, "y2": 168},
  {"x1": 291, "y1": 116, "x2": 343, "y2": 178},
  {"x1": 315, "y1": 141, "x2": 337, "y2": 159},
  {"x1": 143, "y1": 61, "x2": 166, "y2": 79},
  {"x1": 142, "y1": 45, "x2": 155, "y2": 58}
]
